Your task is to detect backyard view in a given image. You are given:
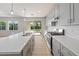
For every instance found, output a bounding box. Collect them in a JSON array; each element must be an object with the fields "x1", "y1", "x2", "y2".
[
  {"x1": 9, "y1": 21, "x2": 18, "y2": 30},
  {"x1": 30, "y1": 21, "x2": 41, "y2": 32},
  {"x1": 0, "y1": 20, "x2": 18, "y2": 30},
  {"x1": 0, "y1": 21, "x2": 6, "y2": 30}
]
